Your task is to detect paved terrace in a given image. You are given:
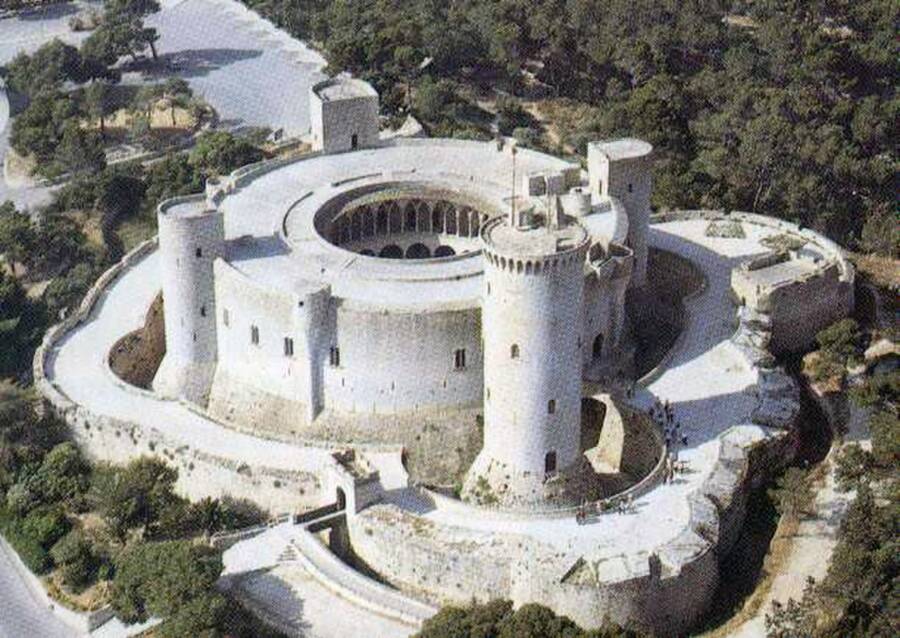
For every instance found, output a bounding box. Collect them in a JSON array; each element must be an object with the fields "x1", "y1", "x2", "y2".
[
  {"x1": 217, "y1": 139, "x2": 595, "y2": 309},
  {"x1": 41, "y1": 214, "x2": 803, "y2": 630},
  {"x1": 363, "y1": 218, "x2": 787, "y2": 567}
]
